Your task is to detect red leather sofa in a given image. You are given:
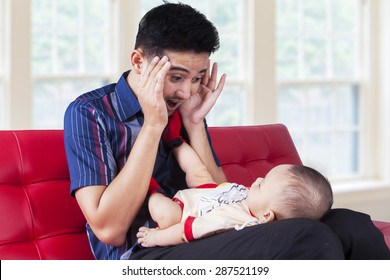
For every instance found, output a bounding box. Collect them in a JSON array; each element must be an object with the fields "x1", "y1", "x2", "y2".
[{"x1": 1, "y1": 124, "x2": 389, "y2": 259}]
